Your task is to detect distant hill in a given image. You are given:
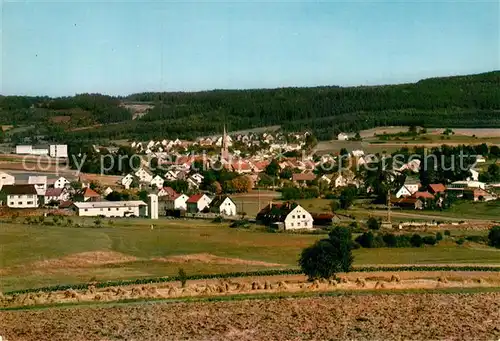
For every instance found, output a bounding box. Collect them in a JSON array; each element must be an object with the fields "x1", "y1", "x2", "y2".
[{"x1": 0, "y1": 71, "x2": 498, "y2": 143}]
